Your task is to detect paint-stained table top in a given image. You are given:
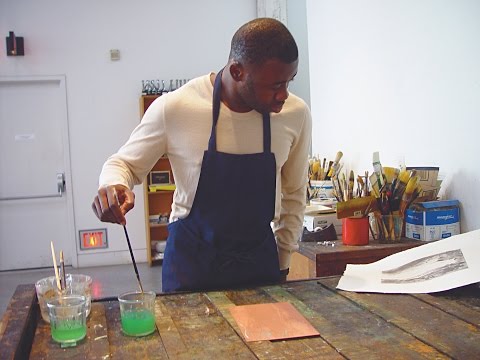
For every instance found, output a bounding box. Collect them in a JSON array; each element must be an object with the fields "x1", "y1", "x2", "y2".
[{"x1": 1, "y1": 277, "x2": 479, "y2": 359}]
